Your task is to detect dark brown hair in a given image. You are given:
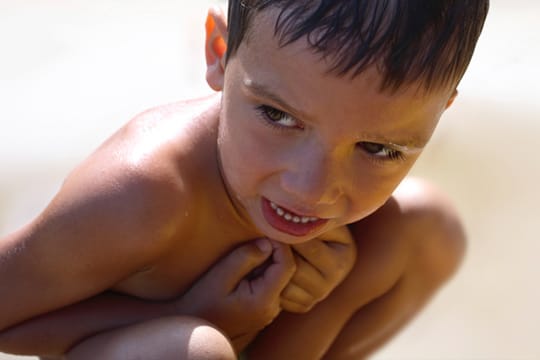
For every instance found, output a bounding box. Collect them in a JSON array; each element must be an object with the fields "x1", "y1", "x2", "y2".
[{"x1": 226, "y1": 0, "x2": 489, "y2": 92}]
